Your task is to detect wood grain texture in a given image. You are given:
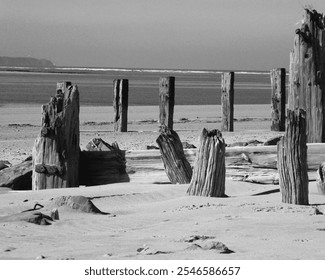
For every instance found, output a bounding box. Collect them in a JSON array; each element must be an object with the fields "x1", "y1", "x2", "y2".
[
  {"x1": 187, "y1": 129, "x2": 226, "y2": 197},
  {"x1": 32, "y1": 82, "x2": 80, "y2": 190},
  {"x1": 277, "y1": 109, "x2": 309, "y2": 205},
  {"x1": 288, "y1": 9, "x2": 325, "y2": 142},
  {"x1": 270, "y1": 68, "x2": 286, "y2": 131},
  {"x1": 159, "y1": 77, "x2": 175, "y2": 130},
  {"x1": 156, "y1": 125, "x2": 192, "y2": 184},
  {"x1": 113, "y1": 79, "x2": 129, "y2": 132},
  {"x1": 221, "y1": 72, "x2": 234, "y2": 132}
]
